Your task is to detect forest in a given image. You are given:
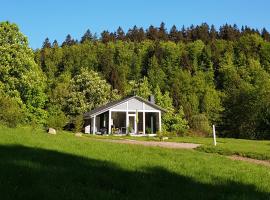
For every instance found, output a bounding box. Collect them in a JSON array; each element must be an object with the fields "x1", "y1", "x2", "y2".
[{"x1": 1, "y1": 21, "x2": 270, "y2": 139}]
